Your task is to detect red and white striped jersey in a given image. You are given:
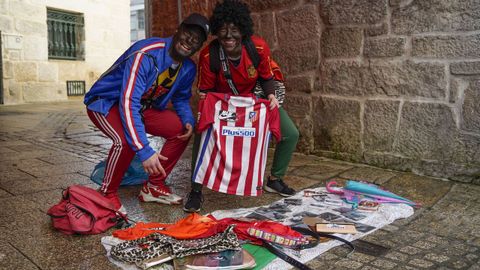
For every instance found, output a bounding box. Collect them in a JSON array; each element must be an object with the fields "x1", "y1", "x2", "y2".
[{"x1": 193, "y1": 93, "x2": 281, "y2": 196}]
